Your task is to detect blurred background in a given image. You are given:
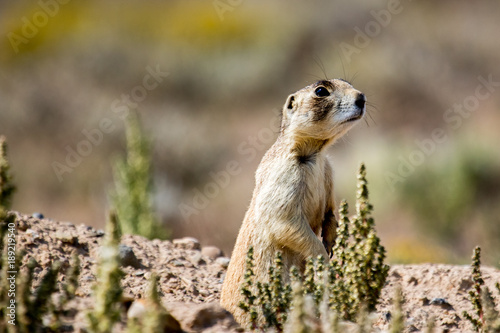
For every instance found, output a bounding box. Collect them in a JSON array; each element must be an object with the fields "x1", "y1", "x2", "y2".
[{"x1": 1, "y1": 0, "x2": 499, "y2": 265}]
